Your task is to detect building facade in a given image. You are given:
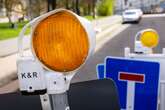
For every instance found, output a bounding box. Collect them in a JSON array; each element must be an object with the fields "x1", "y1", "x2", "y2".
[{"x1": 115, "y1": 0, "x2": 164, "y2": 12}]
